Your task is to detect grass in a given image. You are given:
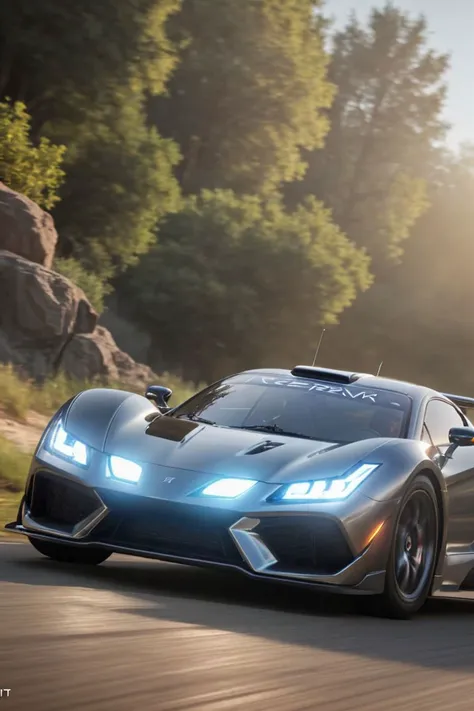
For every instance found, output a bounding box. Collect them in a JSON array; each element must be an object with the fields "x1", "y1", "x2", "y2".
[
  {"x1": 0, "y1": 363, "x2": 198, "y2": 421},
  {"x1": 0, "y1": 434, "x2": 32, "y2": 533}
]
